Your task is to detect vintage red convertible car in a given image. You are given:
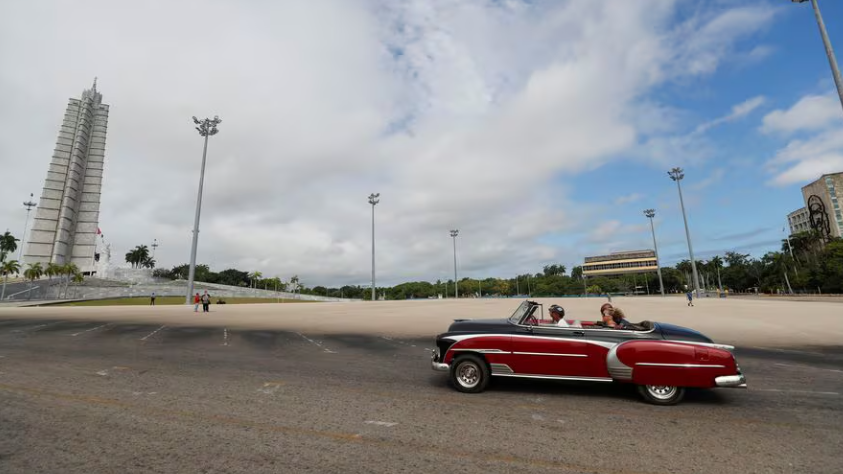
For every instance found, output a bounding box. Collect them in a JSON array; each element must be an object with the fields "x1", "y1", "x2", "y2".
[{"x1": 430, "y1": 300, "x2": 746, "y2": 405}]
